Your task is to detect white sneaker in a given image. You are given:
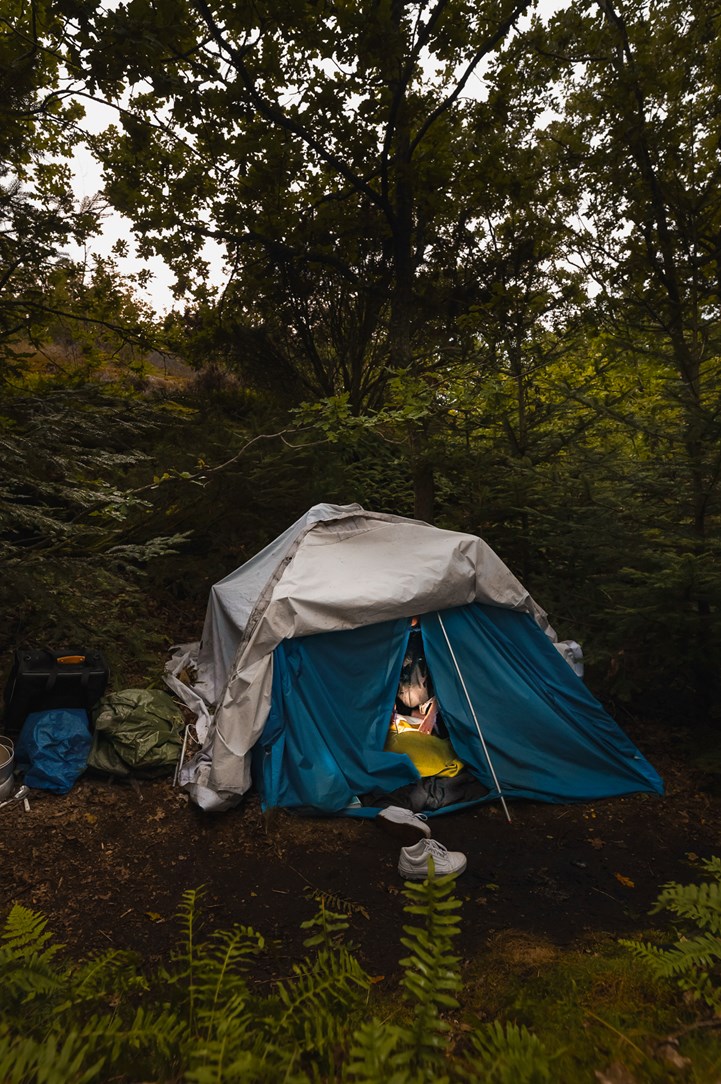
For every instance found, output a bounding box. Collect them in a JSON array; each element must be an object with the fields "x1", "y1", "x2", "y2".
[
  {"x1": 398, "y1": 838, "x2": 467, "y2": 880},
  {"x1": 376, "y1": 806, "x2": 431, "y2": 844}
]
